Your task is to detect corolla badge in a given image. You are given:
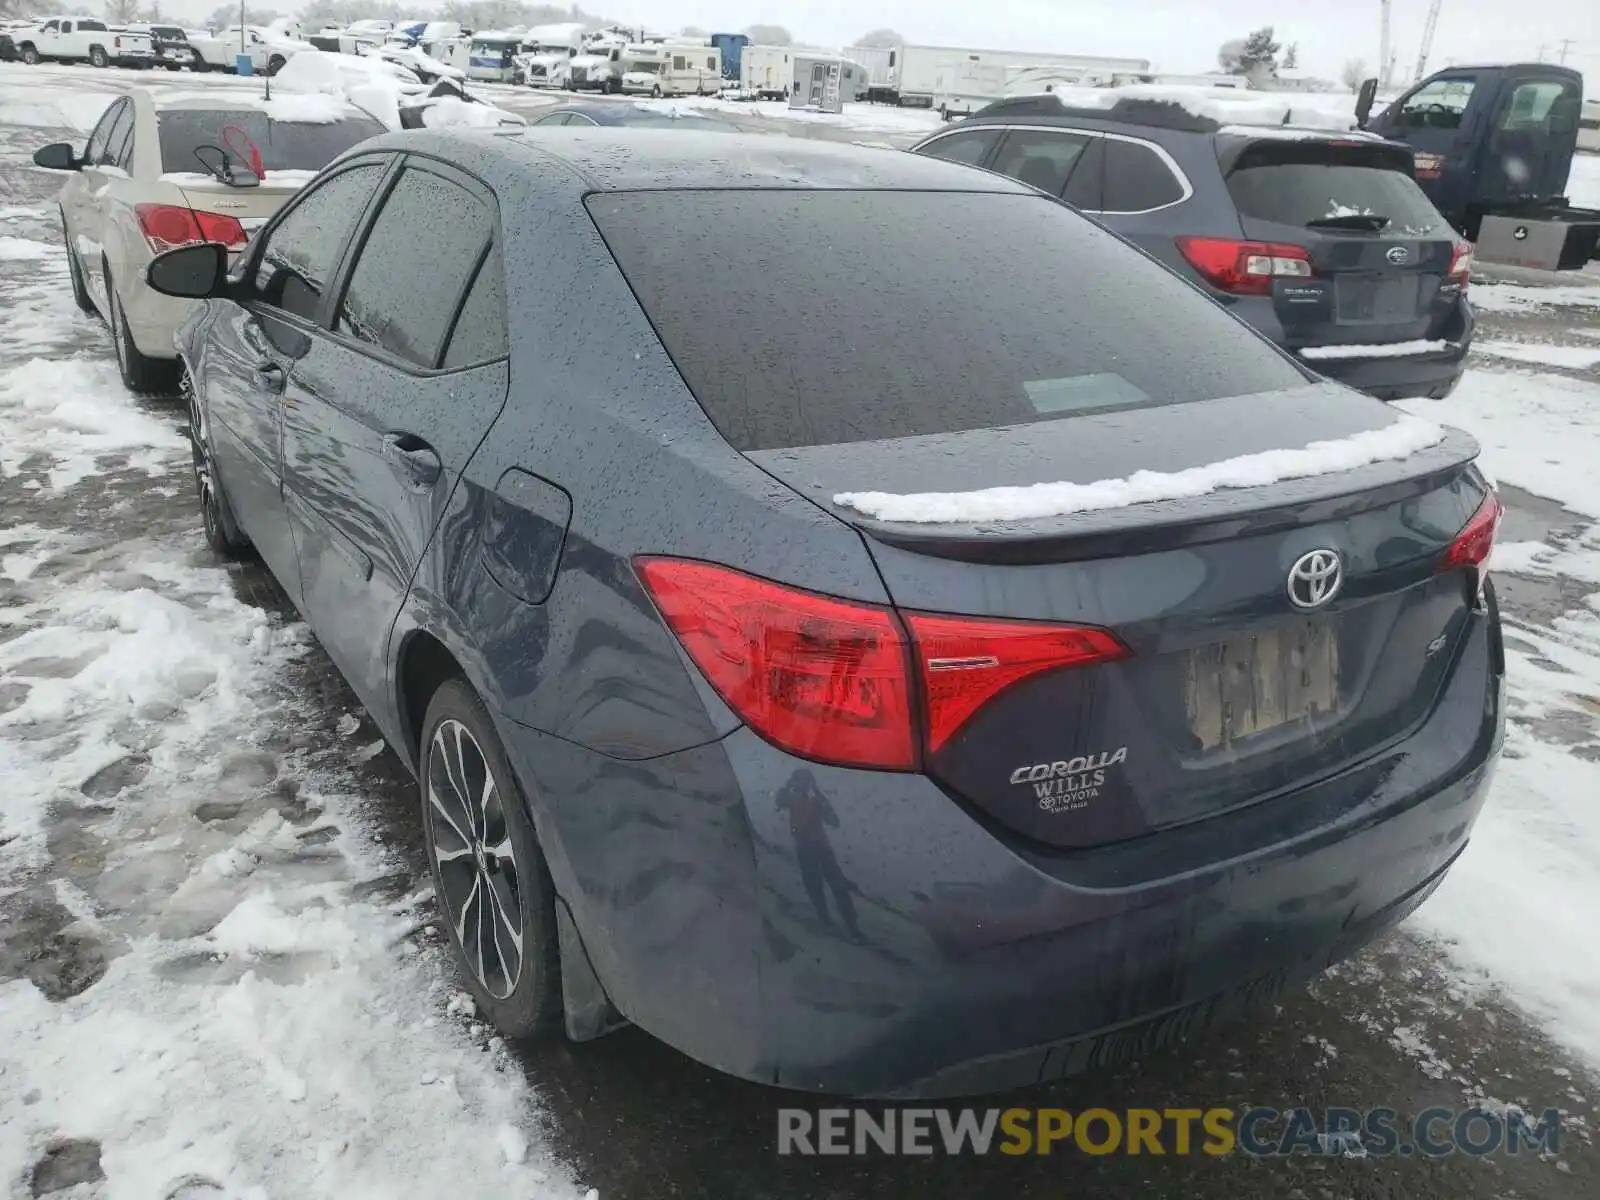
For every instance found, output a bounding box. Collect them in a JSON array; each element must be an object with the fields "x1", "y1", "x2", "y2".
[{"x1": 1287, "y1": 549, "x2": 1344, "y2": 610}]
